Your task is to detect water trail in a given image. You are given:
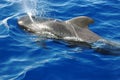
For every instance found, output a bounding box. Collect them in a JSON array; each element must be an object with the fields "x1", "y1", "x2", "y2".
[{"x1": 0, "y1": 13, "x2": 20, "y2": 38}]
